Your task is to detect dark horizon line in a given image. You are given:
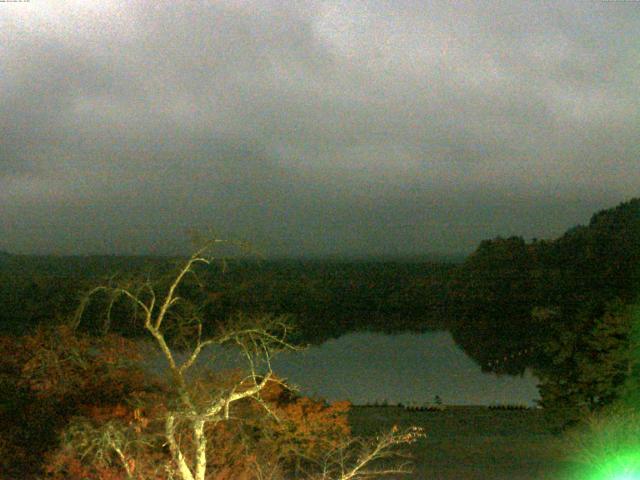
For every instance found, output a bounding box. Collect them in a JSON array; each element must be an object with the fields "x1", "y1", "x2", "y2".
[{"x1": 0, "y1": 249, "x2": 469, "y2": 263}]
